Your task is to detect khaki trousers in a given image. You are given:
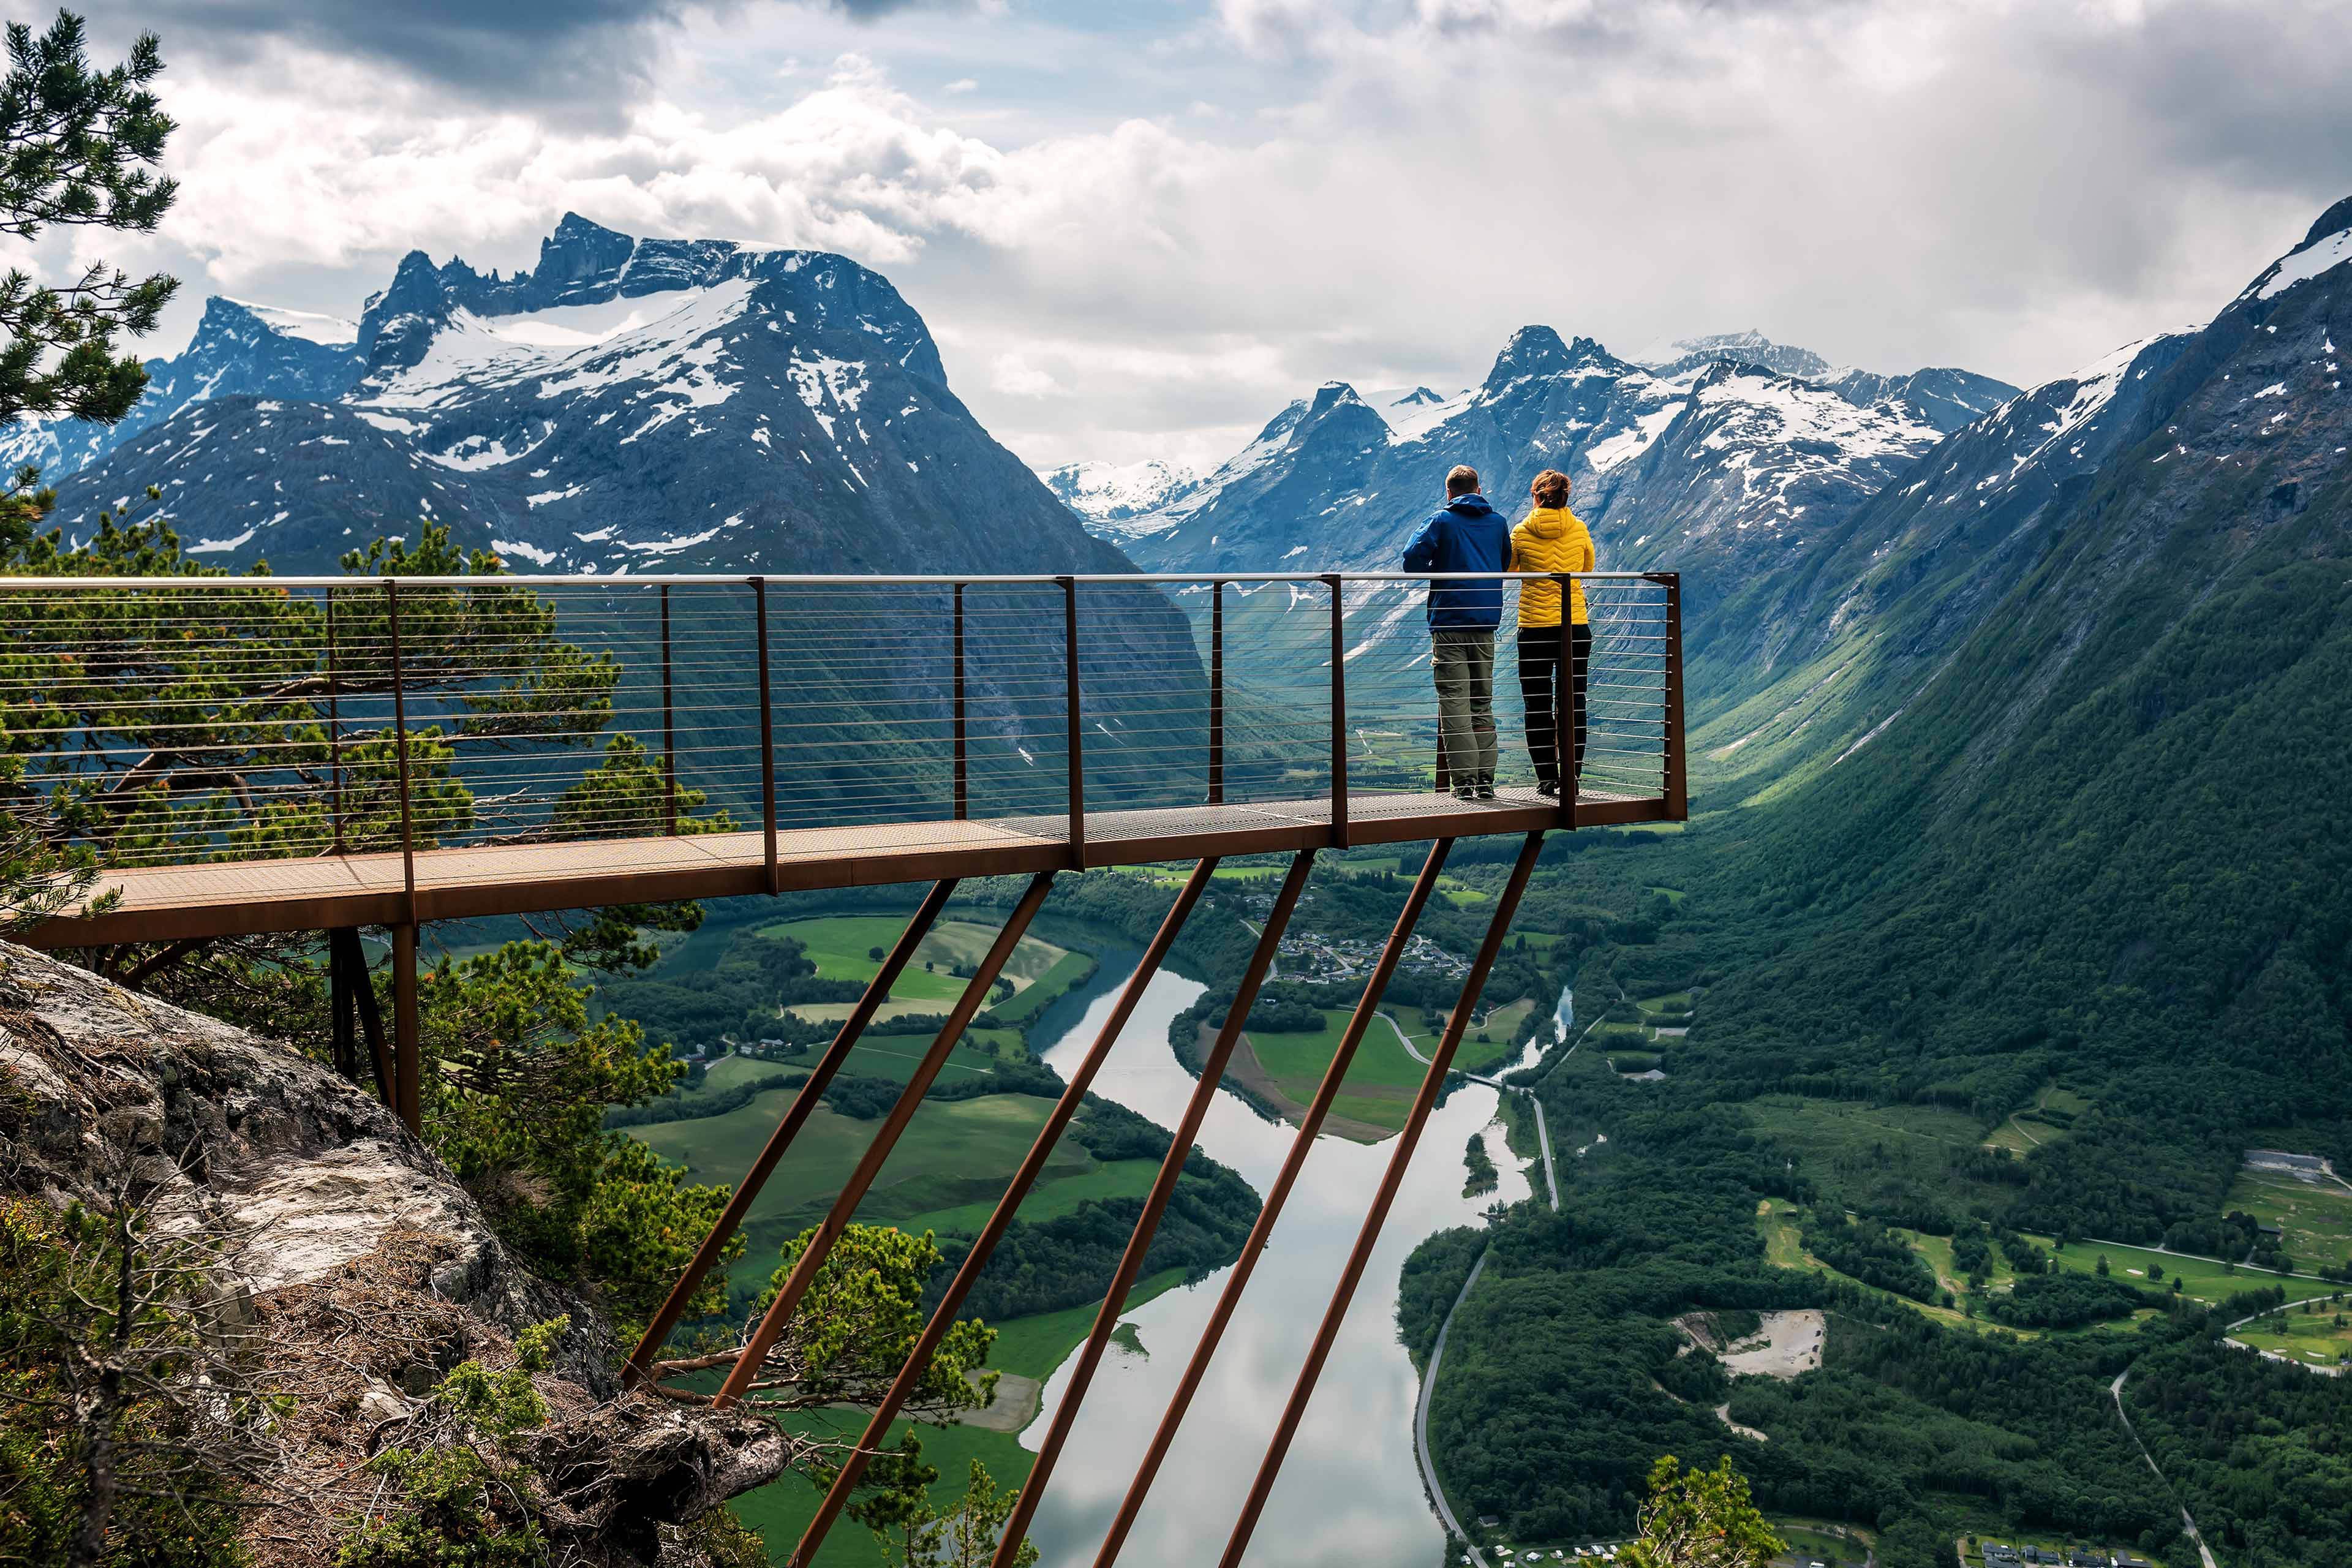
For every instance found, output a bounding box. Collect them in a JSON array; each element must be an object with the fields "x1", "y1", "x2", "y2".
[{"x1": 1431, "y1": 628, "x2": 1497, "y2": 786}]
